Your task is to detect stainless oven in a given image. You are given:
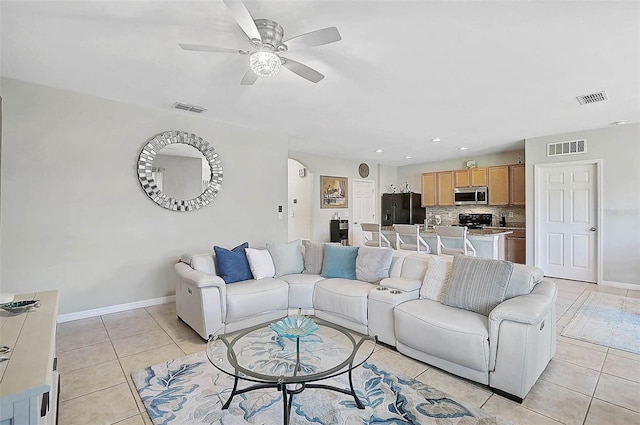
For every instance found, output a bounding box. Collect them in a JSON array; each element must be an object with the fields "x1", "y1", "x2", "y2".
[{"x1": 454, "y1": 186, "x2": 488, "y2": 205}]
